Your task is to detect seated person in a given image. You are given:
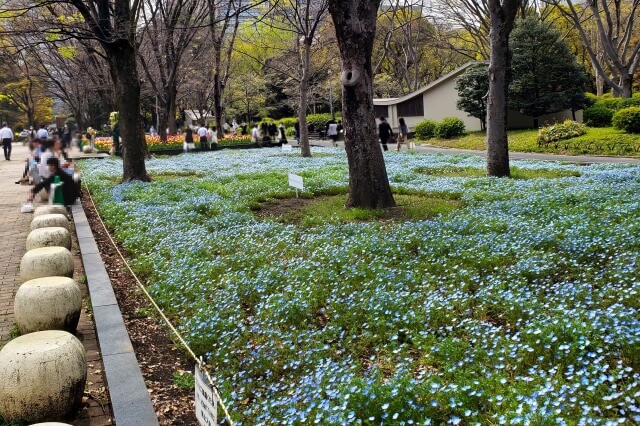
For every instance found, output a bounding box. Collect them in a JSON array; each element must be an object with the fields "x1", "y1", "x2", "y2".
[{"x1": 28, "y1": 157, "x2": 80, "y2": 206}]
